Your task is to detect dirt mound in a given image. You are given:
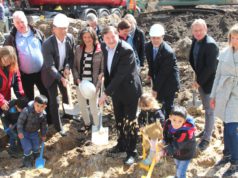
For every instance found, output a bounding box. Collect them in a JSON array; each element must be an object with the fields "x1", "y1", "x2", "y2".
[{"x1": 138, "y1": 10, "x2": 238, "y2": 44}]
